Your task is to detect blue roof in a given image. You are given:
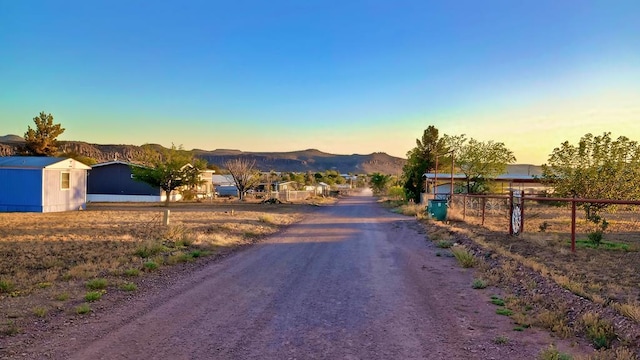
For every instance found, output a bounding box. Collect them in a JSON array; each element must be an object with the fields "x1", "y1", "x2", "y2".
[{"x1": 0, "y1": 156, "x2": 77, "y2": 169}]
